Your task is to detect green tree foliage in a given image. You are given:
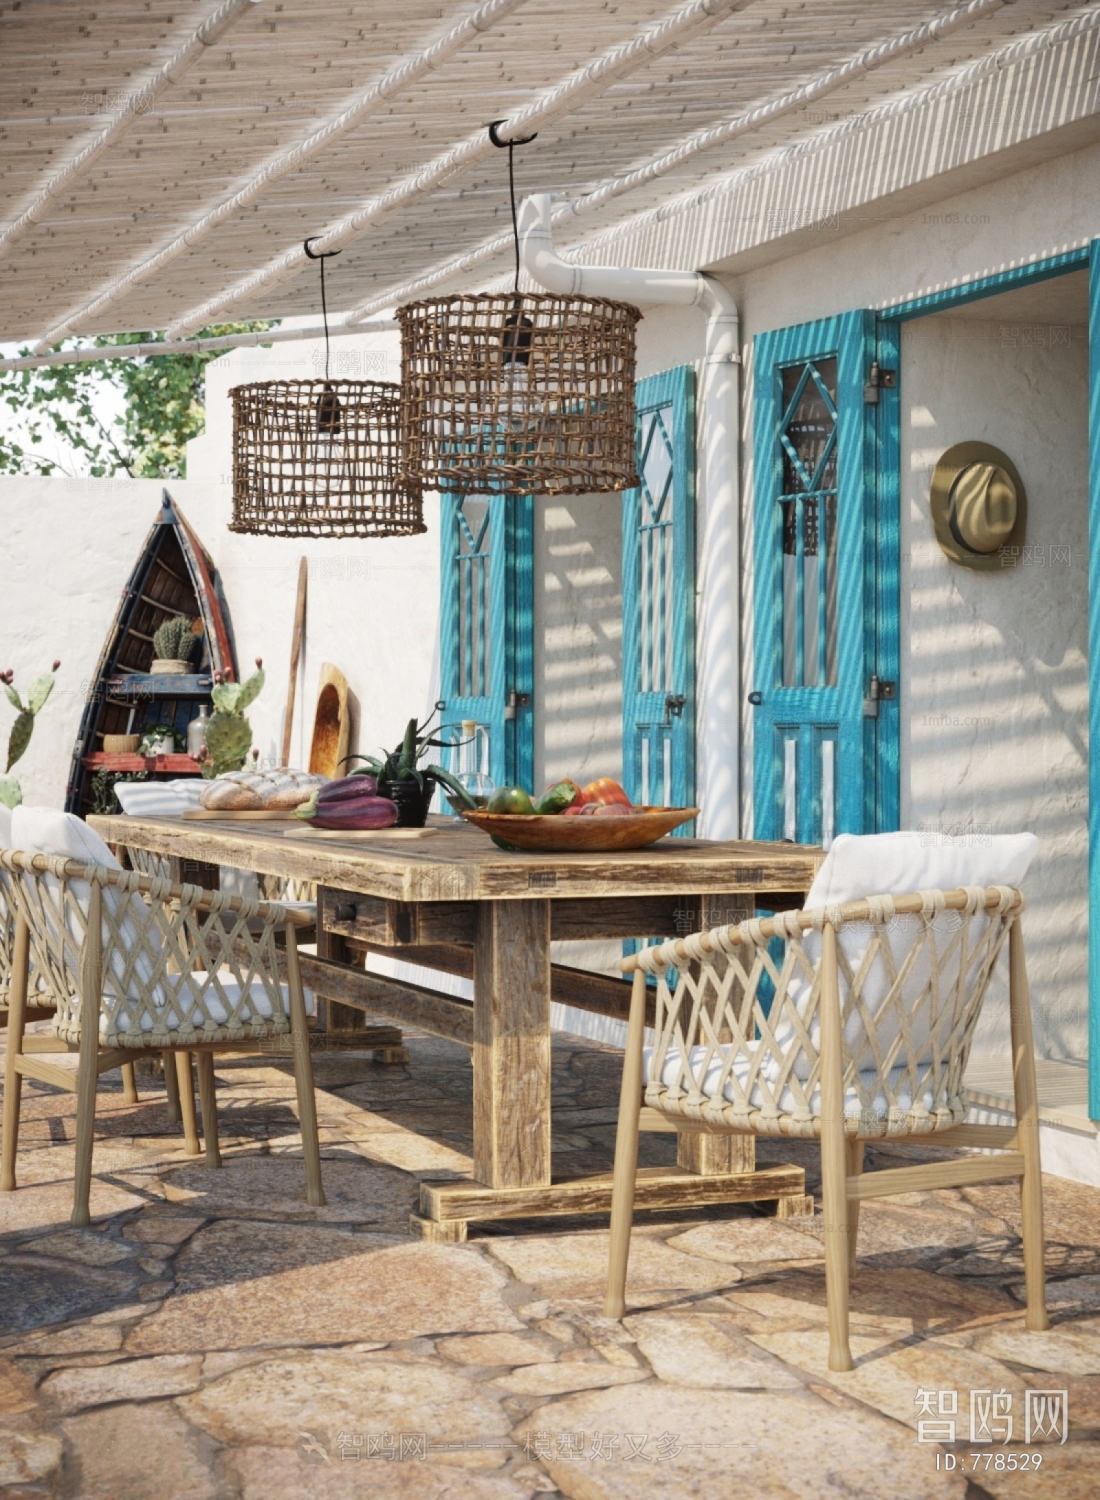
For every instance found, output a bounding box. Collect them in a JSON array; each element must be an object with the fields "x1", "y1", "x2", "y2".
[{"x1": 0, "y1": 323, "x2": 275, "y2": 479}]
